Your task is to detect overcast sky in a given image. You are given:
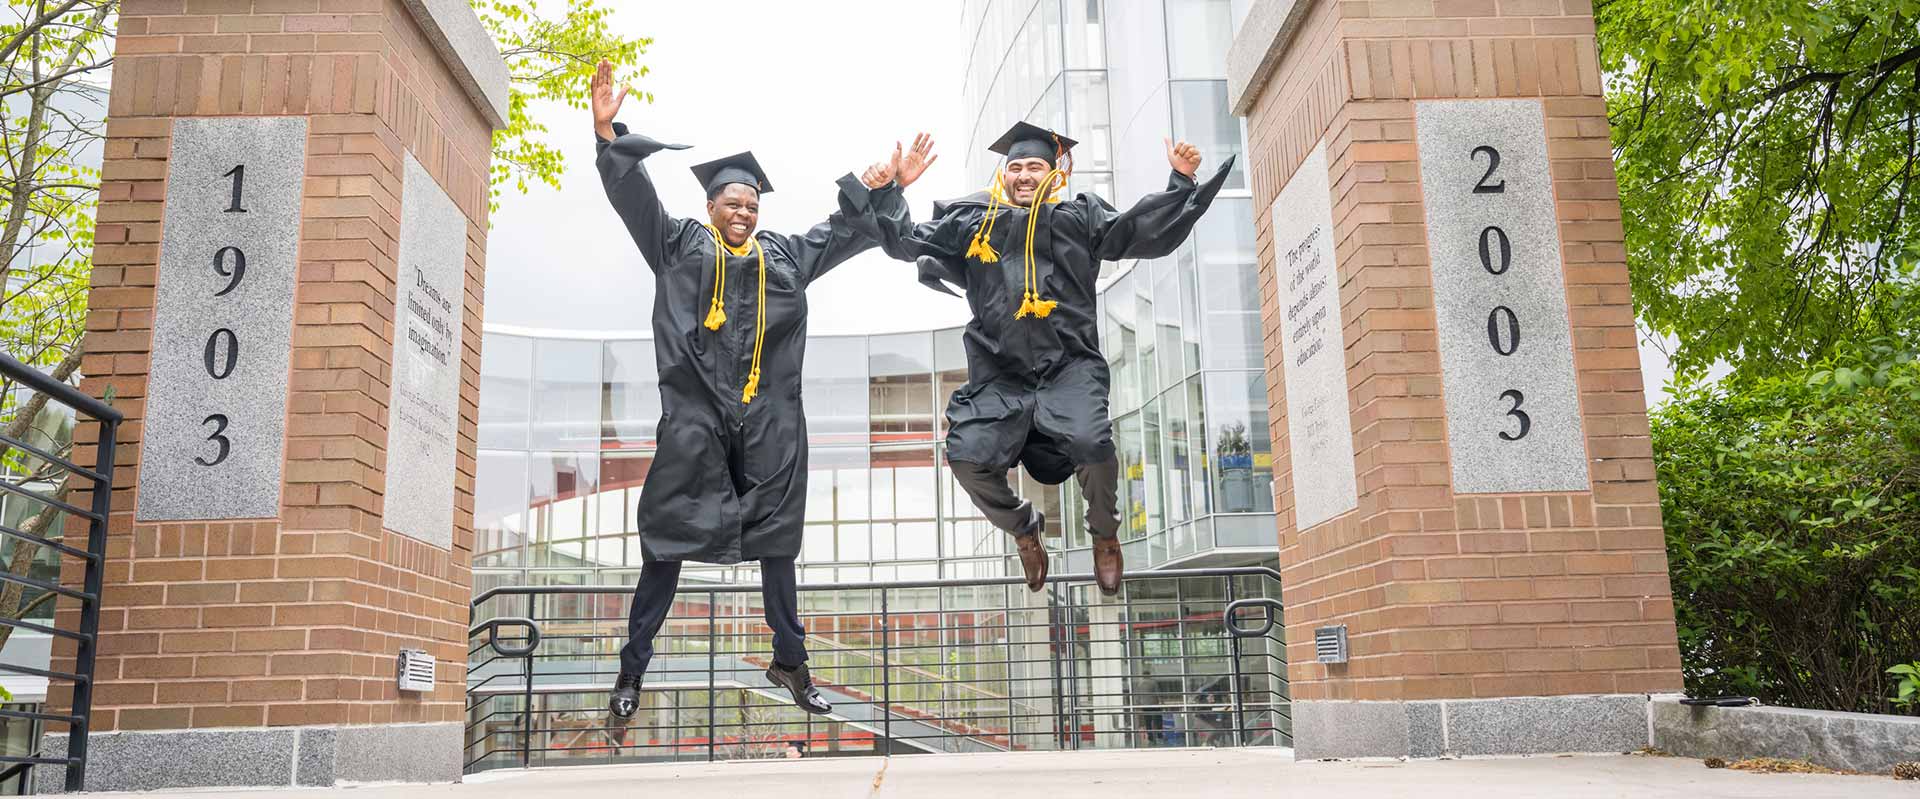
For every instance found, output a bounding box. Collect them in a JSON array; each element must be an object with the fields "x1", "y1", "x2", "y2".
[{"x1": 482, "y1": 0, "x2": 976, "y2": 336}]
